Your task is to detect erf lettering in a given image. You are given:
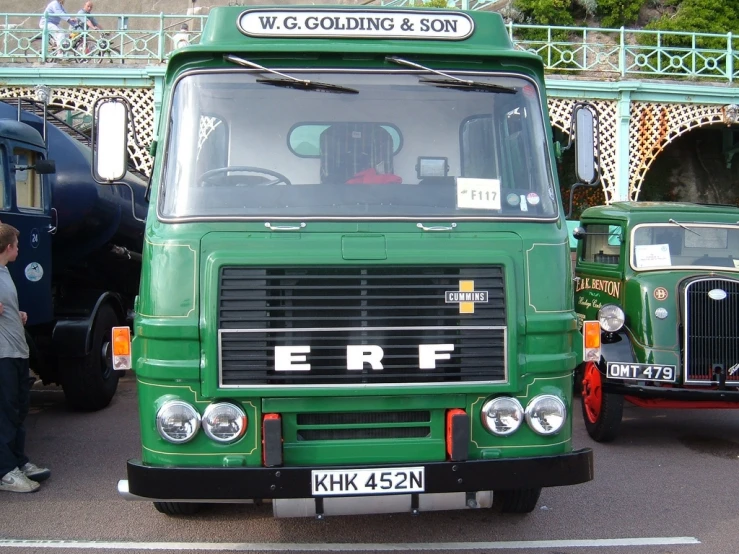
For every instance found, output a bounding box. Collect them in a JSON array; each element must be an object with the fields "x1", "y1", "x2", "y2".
[{"x1": 274, "y1": 344, "x2": 455, "y2": 371}]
